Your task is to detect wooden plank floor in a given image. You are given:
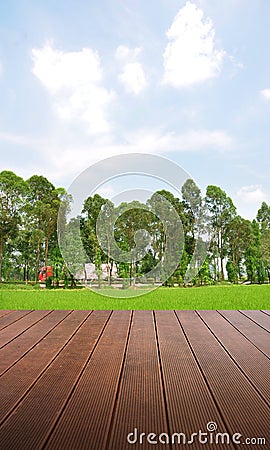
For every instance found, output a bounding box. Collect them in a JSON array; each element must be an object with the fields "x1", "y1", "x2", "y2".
[{"x1": 0, "y1": 310, "x2": 269, "y2": 449}]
